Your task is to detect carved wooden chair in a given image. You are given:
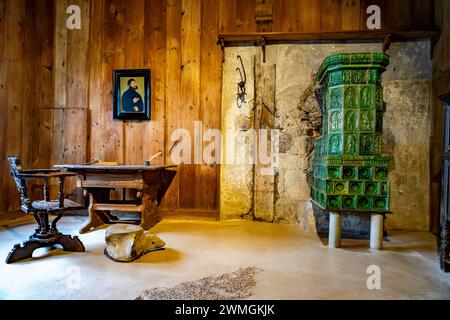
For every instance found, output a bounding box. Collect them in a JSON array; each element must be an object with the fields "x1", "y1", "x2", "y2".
[{"x1": 5, "y1": 156, "x2": 85, "y2": 264}]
